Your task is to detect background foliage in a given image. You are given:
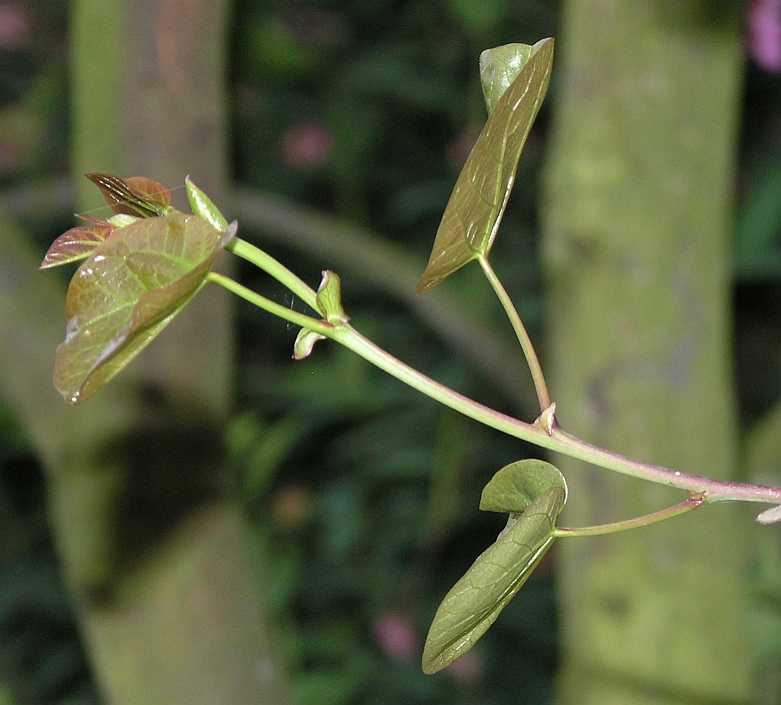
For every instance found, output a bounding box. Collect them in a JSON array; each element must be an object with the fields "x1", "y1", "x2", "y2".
[{"x1": 1, "y1": 1, "x2": 780, "y2": 704}]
